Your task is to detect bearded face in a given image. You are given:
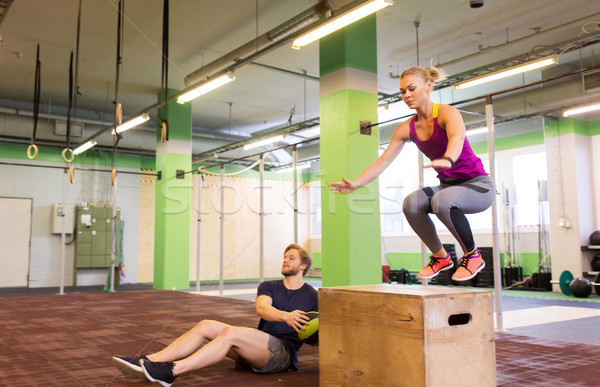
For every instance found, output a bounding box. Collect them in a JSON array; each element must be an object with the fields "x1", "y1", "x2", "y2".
[
  {"x1": 281, "y1": 248, "x2": 305, "y2": 277},
  {"x1": 281, "y1": 264, "x2": 301, "y2": 277}
]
